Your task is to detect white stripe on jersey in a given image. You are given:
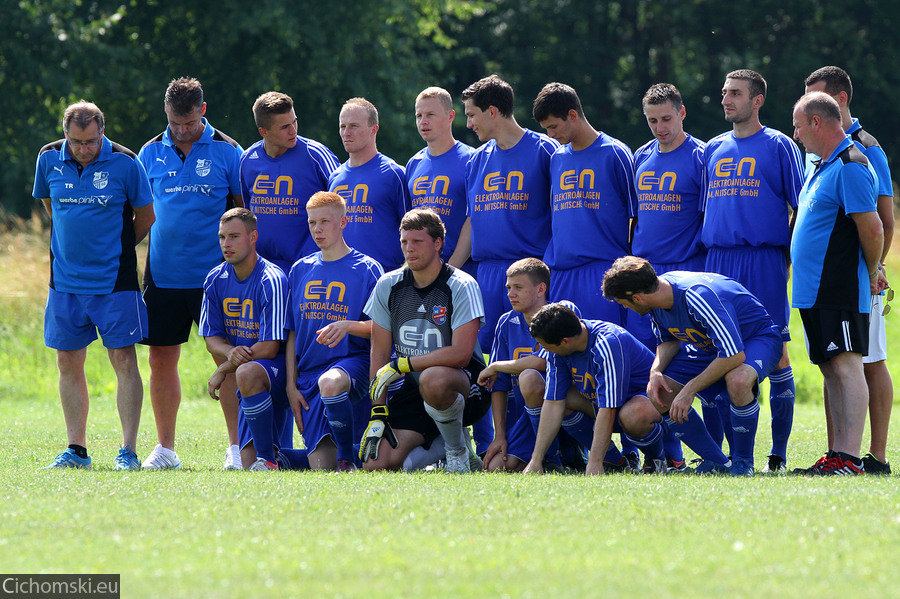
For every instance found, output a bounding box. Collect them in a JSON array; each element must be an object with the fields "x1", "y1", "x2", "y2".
[
  {"x1": 684, "y1": 287, "x2": 740, "y2": 356},
  {"x1": 592, "y1": 332, "x2": 620, "y2": 409},
  {"x1": 261, "y1": 266, "x2": 288, "y2": 341},
  {"x1": 306, "y1": 140, "x2": 340, "y2": 172}
]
